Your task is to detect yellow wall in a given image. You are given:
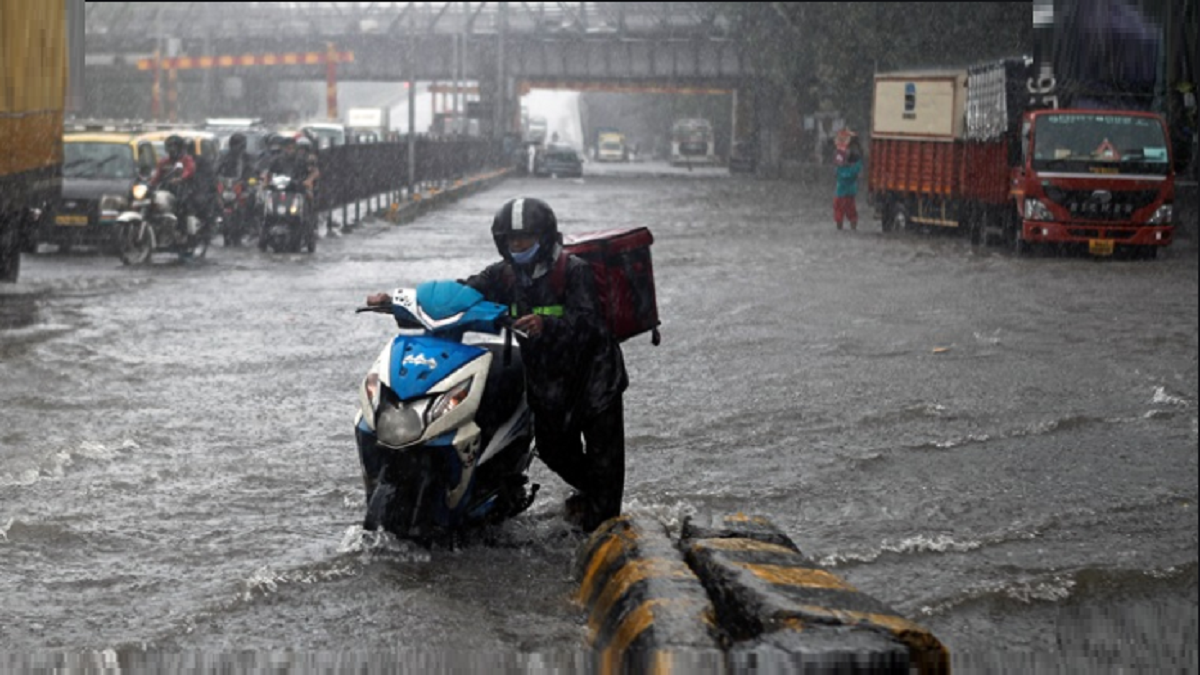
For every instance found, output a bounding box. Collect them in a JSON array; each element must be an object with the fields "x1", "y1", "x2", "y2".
[{"x1": 1, "y1": 0, "x2": 67, "y2": 177}]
